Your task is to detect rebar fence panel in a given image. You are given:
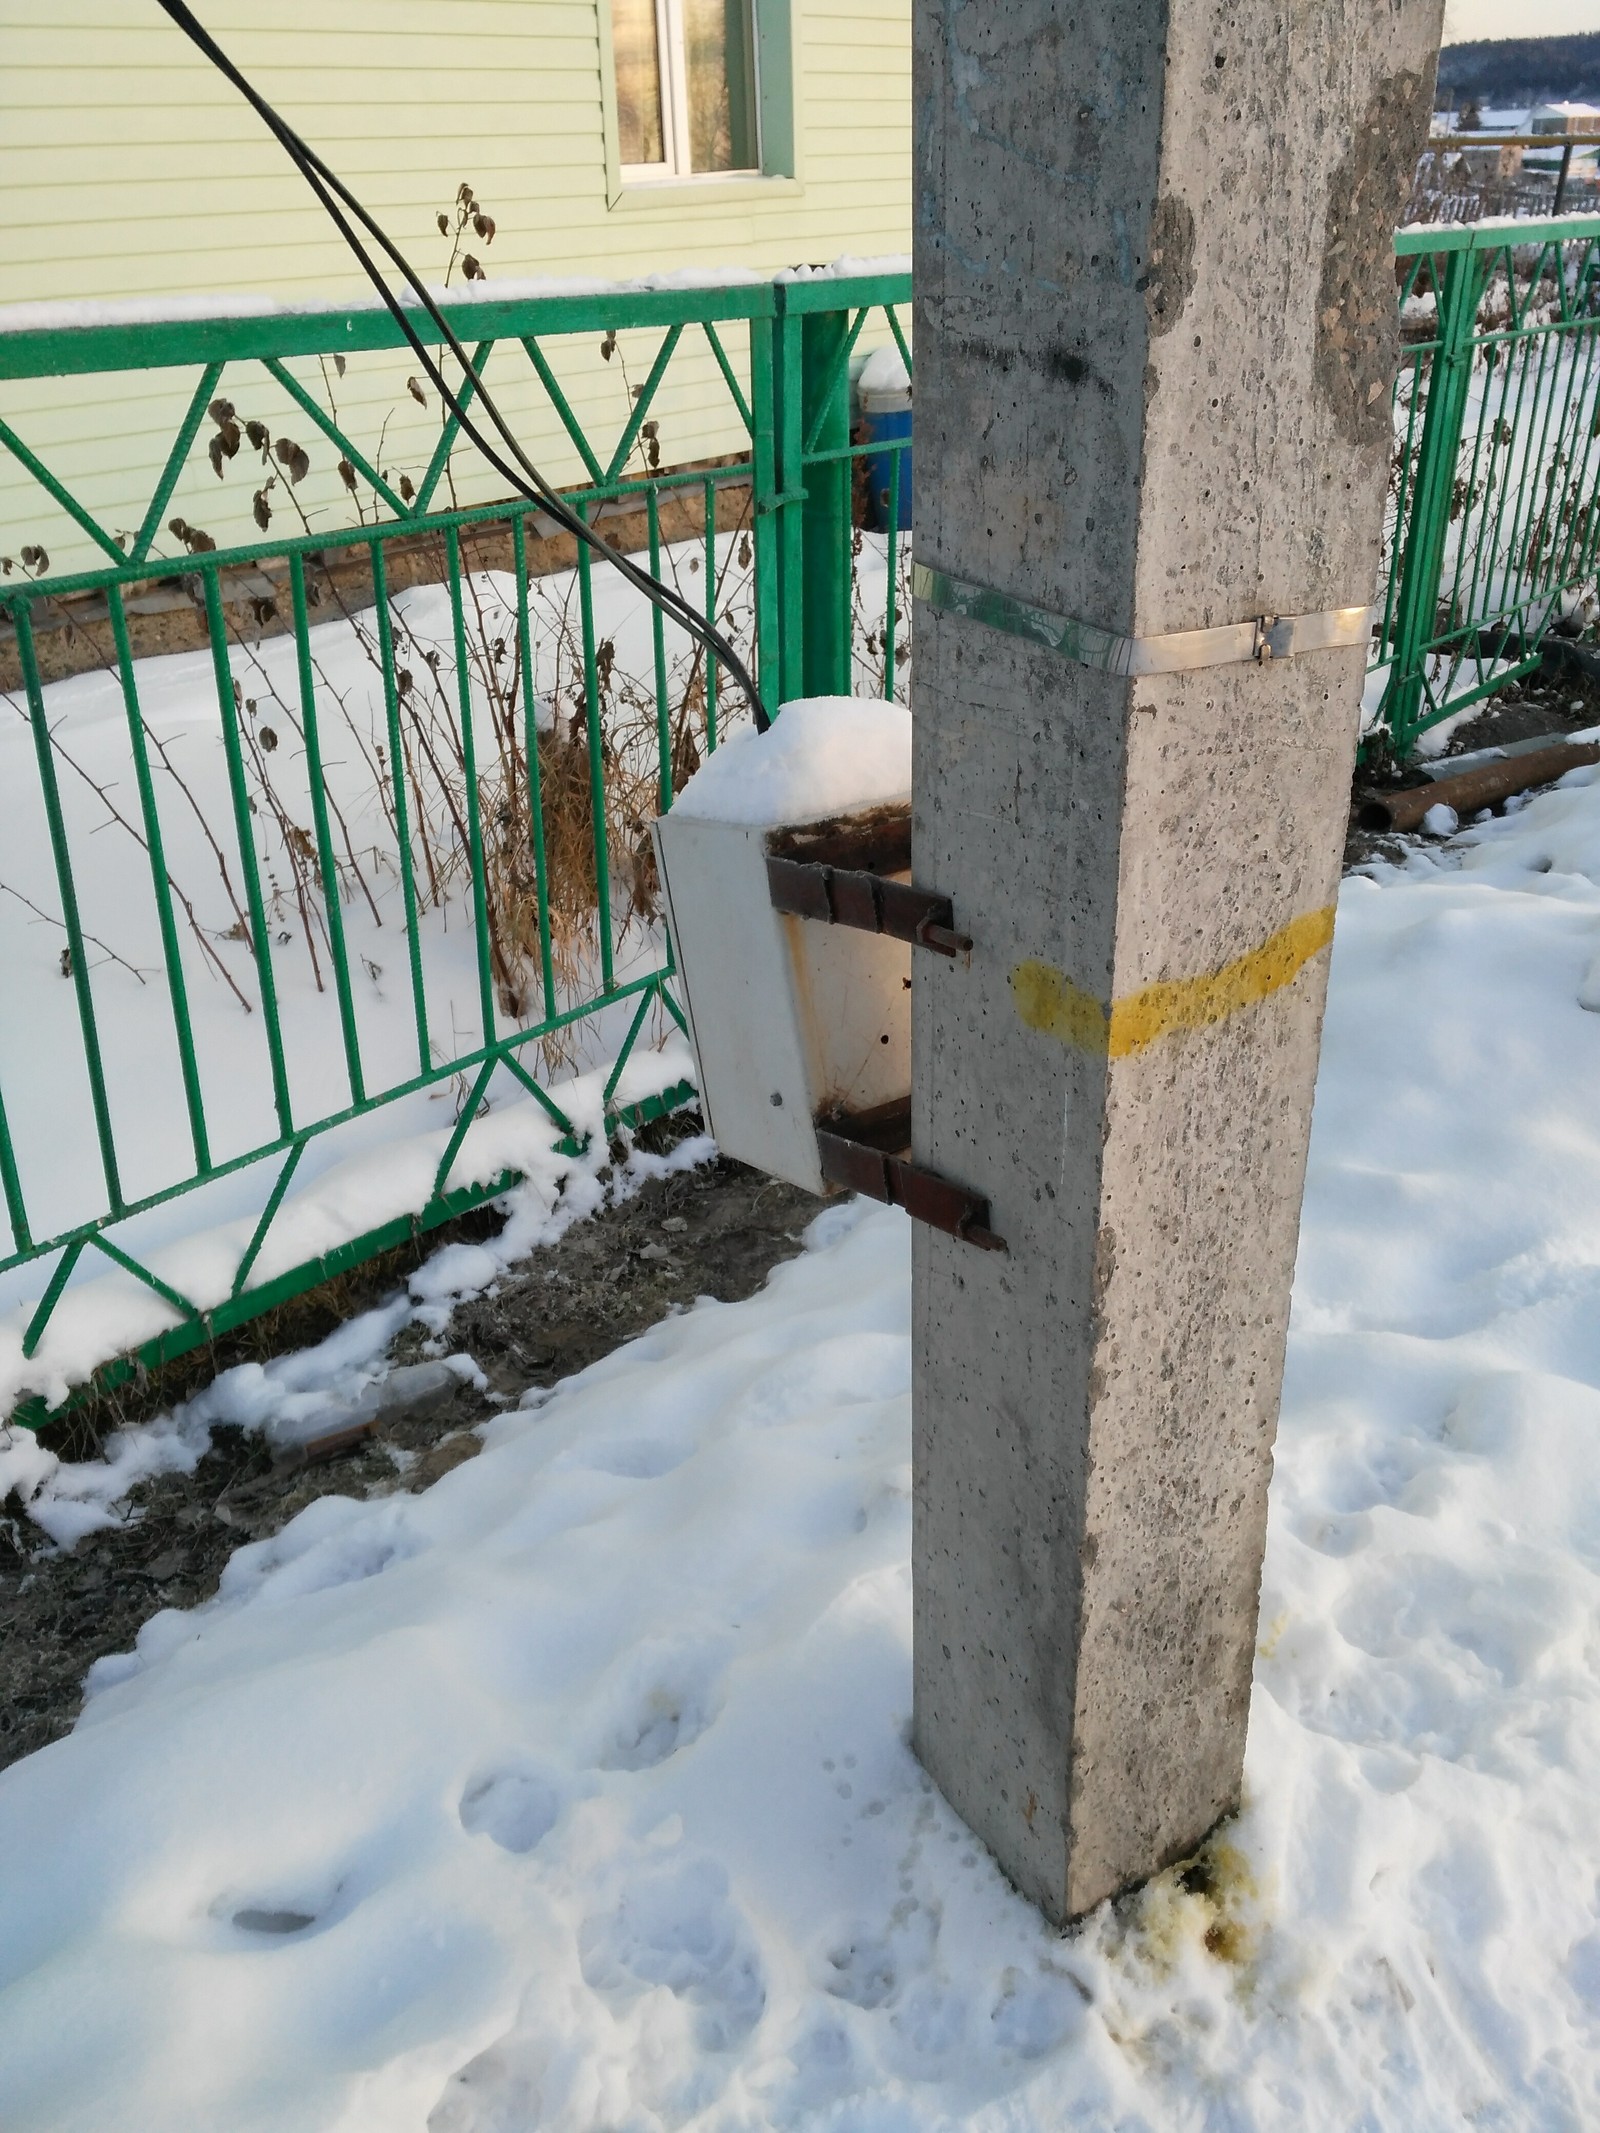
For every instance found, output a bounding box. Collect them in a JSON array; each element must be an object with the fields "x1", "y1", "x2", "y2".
[
  {"x1": 1373, "y1": 213, "x2": 1600, "y2": 755},
  {"x1": 1, "y1": 220, "x2": 1592, "y2": 1422},
  {"x1": 0, "y1": 276, "x2": 907, "y2": 1425},
  {"x1": 777, "y1": 275, "x2": 914, "y2": 705}
]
